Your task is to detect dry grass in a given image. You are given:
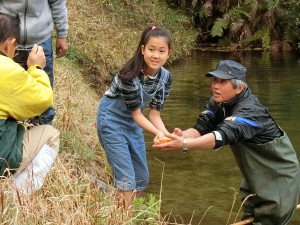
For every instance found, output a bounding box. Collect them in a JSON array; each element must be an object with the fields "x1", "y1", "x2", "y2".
[
  {"x1": 66, "y1": 0, "x2": 197, "y2": 94},
  {"x1": 0, "y1": 0, "x2": 199, "y2": 224},
  {"x1": 0, "y1": 57, "x2": 166, "y2": 224},
  {"x1": 1, "y1": 0, "x2": 284, "y2": 224}
]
